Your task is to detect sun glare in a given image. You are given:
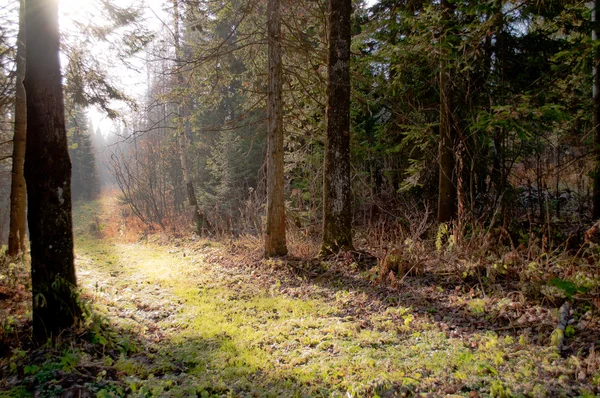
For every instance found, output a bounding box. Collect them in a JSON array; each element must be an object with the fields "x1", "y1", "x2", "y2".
[
  {"x1": 59, "y1": 0, "x2": 98, "y2": 29},
  {"x1": 60, "y1": 0, "x2": 95, "y2": 12}
]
